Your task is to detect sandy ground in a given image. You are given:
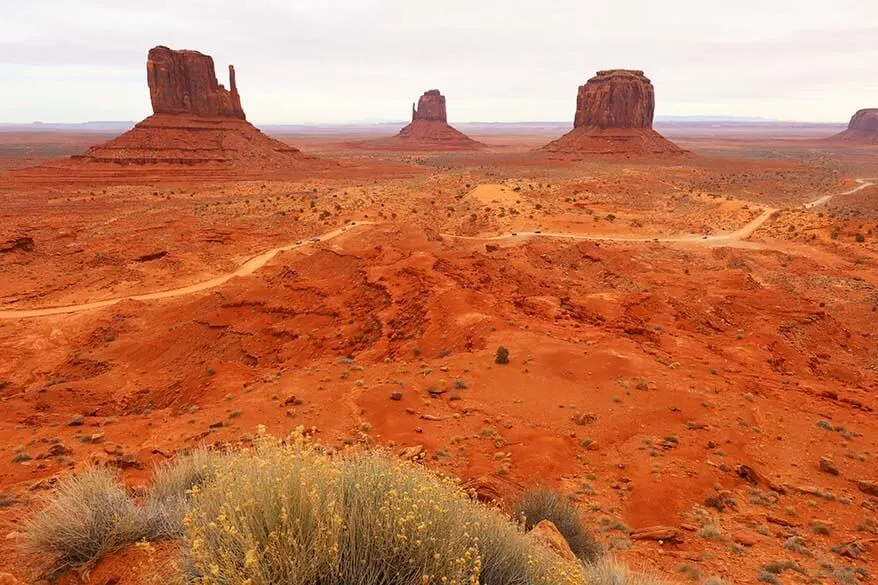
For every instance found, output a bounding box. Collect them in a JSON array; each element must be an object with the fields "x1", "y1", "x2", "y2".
[{"x1": 0, "y1": 128, "x2": 876, "y2": 585}]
